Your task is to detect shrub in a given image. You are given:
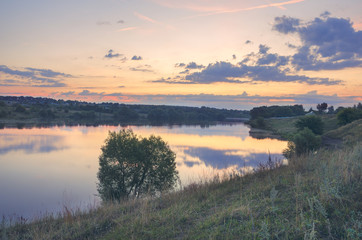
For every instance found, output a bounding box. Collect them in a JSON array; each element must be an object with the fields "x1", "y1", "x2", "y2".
[
  {"x1": 283, "y1": 128, "x2": 321, "y2": 158},
  {"x1": 295, "y1": 115, "x2": 324, "y2": 135},
  {"x1": 250, "y1": 117, "x2": 267, "y2": 129},
  {"x1": 337, "y1": 107, "x2": 362, "y2": 125}
]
